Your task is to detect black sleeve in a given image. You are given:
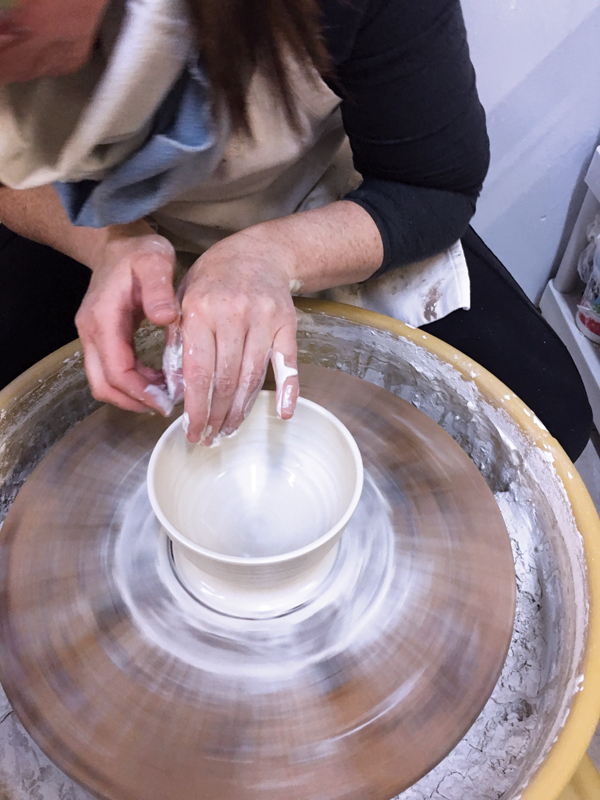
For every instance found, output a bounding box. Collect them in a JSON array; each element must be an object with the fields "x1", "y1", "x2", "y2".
[{"x1": 322, "y1": 0, "x2": 489, "y2": 276}]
